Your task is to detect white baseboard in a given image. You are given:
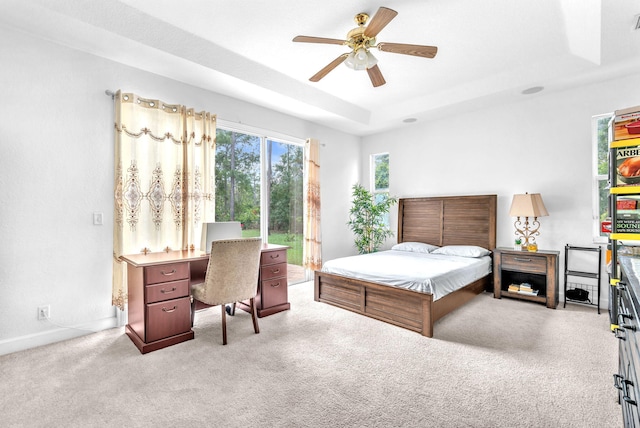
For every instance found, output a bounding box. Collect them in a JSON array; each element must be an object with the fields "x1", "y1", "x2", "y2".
[{"x1": 0, "y1": 317, "x2": 119, "y2": 356}]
